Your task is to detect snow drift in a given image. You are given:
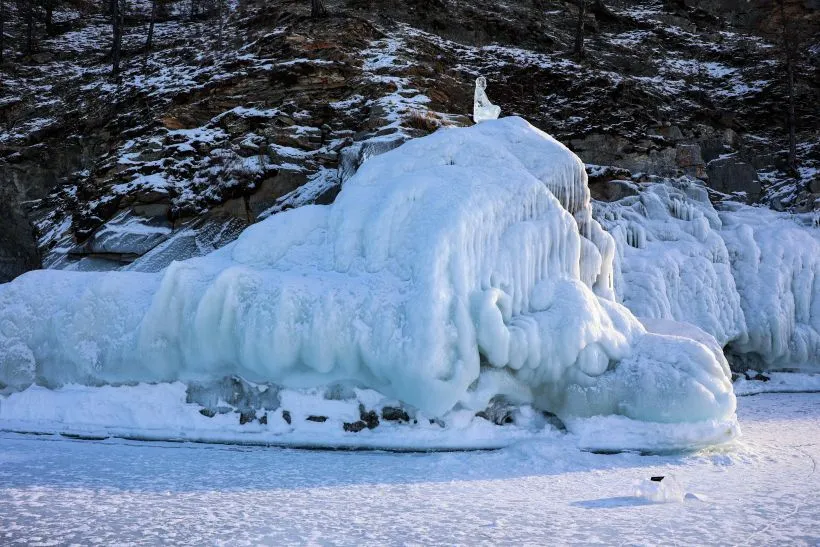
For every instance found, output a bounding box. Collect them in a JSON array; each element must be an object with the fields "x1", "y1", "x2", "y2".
[{"x1": 0, "y1": 118, "x2": 736, "y2": 442}]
